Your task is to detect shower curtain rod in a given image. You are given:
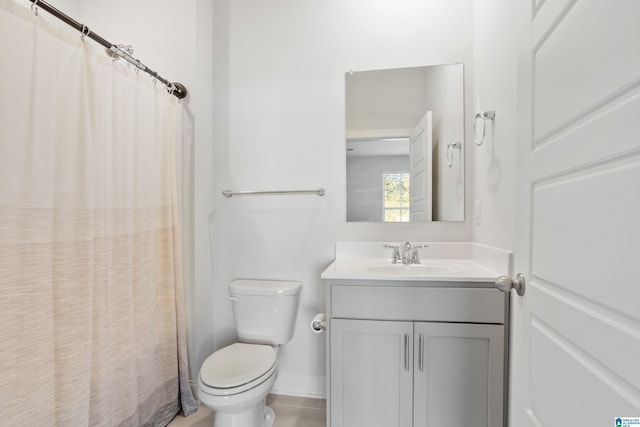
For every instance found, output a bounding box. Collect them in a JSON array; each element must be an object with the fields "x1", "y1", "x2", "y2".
[{"x1": 27, "y1": 0, "x2": 188, "y2": 99}]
